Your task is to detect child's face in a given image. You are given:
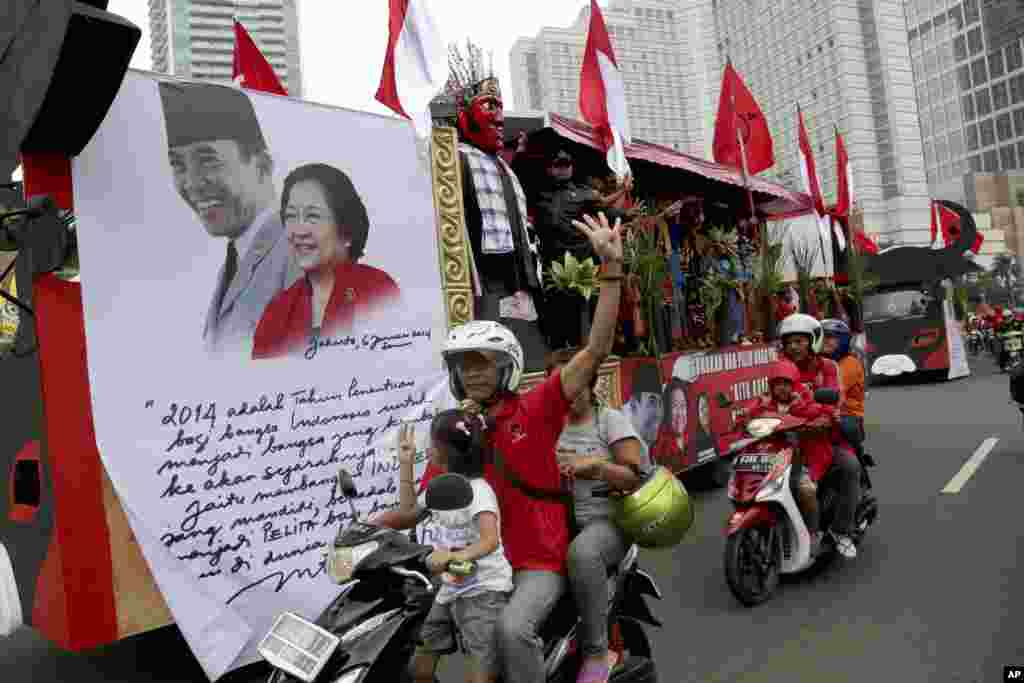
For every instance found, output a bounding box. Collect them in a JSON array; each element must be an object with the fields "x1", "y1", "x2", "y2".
[{"x1": 771, "y1": 379, "x2": 794, "y2": 403}]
